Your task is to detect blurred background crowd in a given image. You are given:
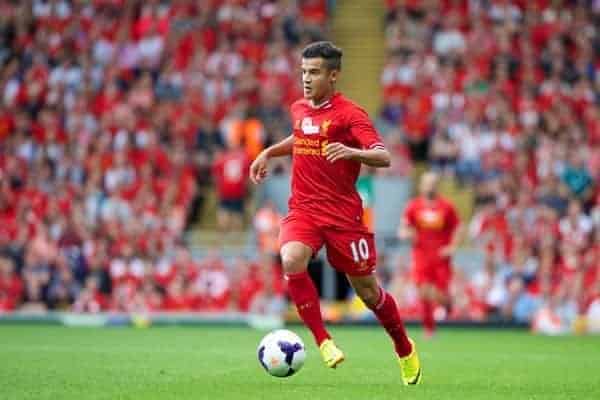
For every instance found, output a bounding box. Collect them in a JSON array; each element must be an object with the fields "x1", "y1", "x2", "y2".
[
  {"x1": 0, "y1": 0, "x2": 598, "y2": 331},
  {"x1": 377, "y1": 0, "x2": 599, "y2": 331},
  {"x1": 0, "y1": 0, "x2": 326, "y2": 313}
]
